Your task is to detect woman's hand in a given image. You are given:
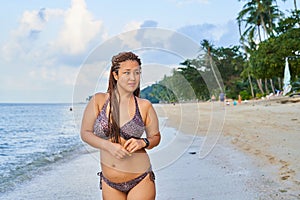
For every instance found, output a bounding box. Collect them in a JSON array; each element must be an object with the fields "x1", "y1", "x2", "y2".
[
  {"x1": 124, "y1": 138, "x2": 146, "y2": 153},
  {"x1": 106, "y1": 142, "x2": 131, "y2": 159}
]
